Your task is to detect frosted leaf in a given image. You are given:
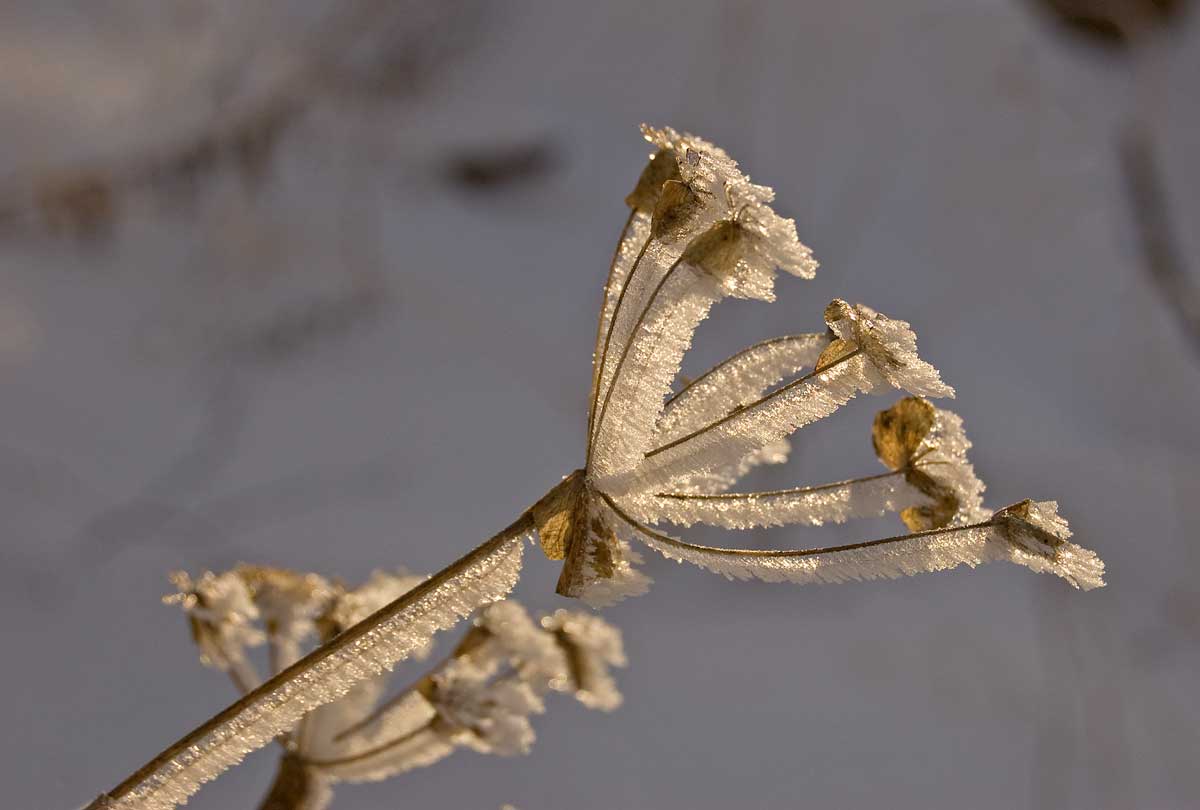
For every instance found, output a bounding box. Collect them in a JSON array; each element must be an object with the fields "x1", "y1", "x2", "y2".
[
  {"x1": 104, "y1": 526, "x2": 527, "y2": 810},
  {"x1": 823, "y1": 300, "x2": 954, "y2": 399},
  {"x1": 656, "y1": 333, "x2": 830, "y2": 442},
  {"x1": 541, "y1": 610, "x2": 627, "y2": 711},
  {"x1": 871, "y1": 398, "x2": 988, "y2": 530},
  {"x1": 604, "y1": 492, "x2": 1103, "y2": 590},
  {"x1": 164, "y1": 571, "x2": 264, "y2": 674}
]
